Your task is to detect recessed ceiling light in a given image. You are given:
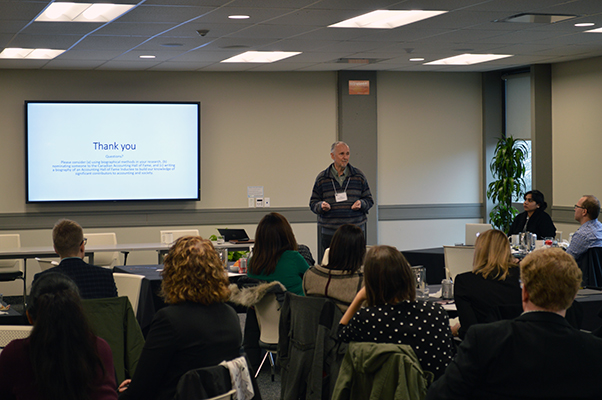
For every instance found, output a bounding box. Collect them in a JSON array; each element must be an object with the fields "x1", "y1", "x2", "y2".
[
  {"x1": 575, "y1": 22, "x2": 595, "y2": 27},
  {"x1": 228, "y1": 15, "x2": 250, "y2": 20},
  {"x1": 410, "y1": 58, "x2": 424, "y2": 62},
  {"x1": 0, "y1": 48, "x2": 65, "y2": 59},
  {"x1": 221, "y1": 51, "x2": 301, "y2": 63},
  {"x1": 139, "y1": 55, "x2": 156, "y2": 59},
  {"x1": 425, "y1": 53, "x2": 512, "y2": 65},
  {"x1": 585, "y1": 27, "x2": 602, "y2": 33},
  {"x1": 329, "y1": 10, "x2": 447, "y2": 29},
  {"x1": 335, "y1": 58, "x2": 384, "y2": 64},
  {"x1": 35, "y1": 2, "x2": 135, "y2": 22}
]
